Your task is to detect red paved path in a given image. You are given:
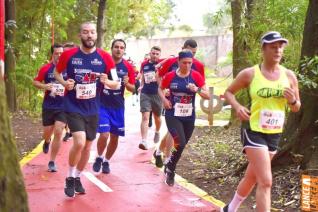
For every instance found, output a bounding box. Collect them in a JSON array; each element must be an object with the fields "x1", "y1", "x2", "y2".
[{"x1": 22, "y1": 99, "x2": 220, "y2": 212}]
